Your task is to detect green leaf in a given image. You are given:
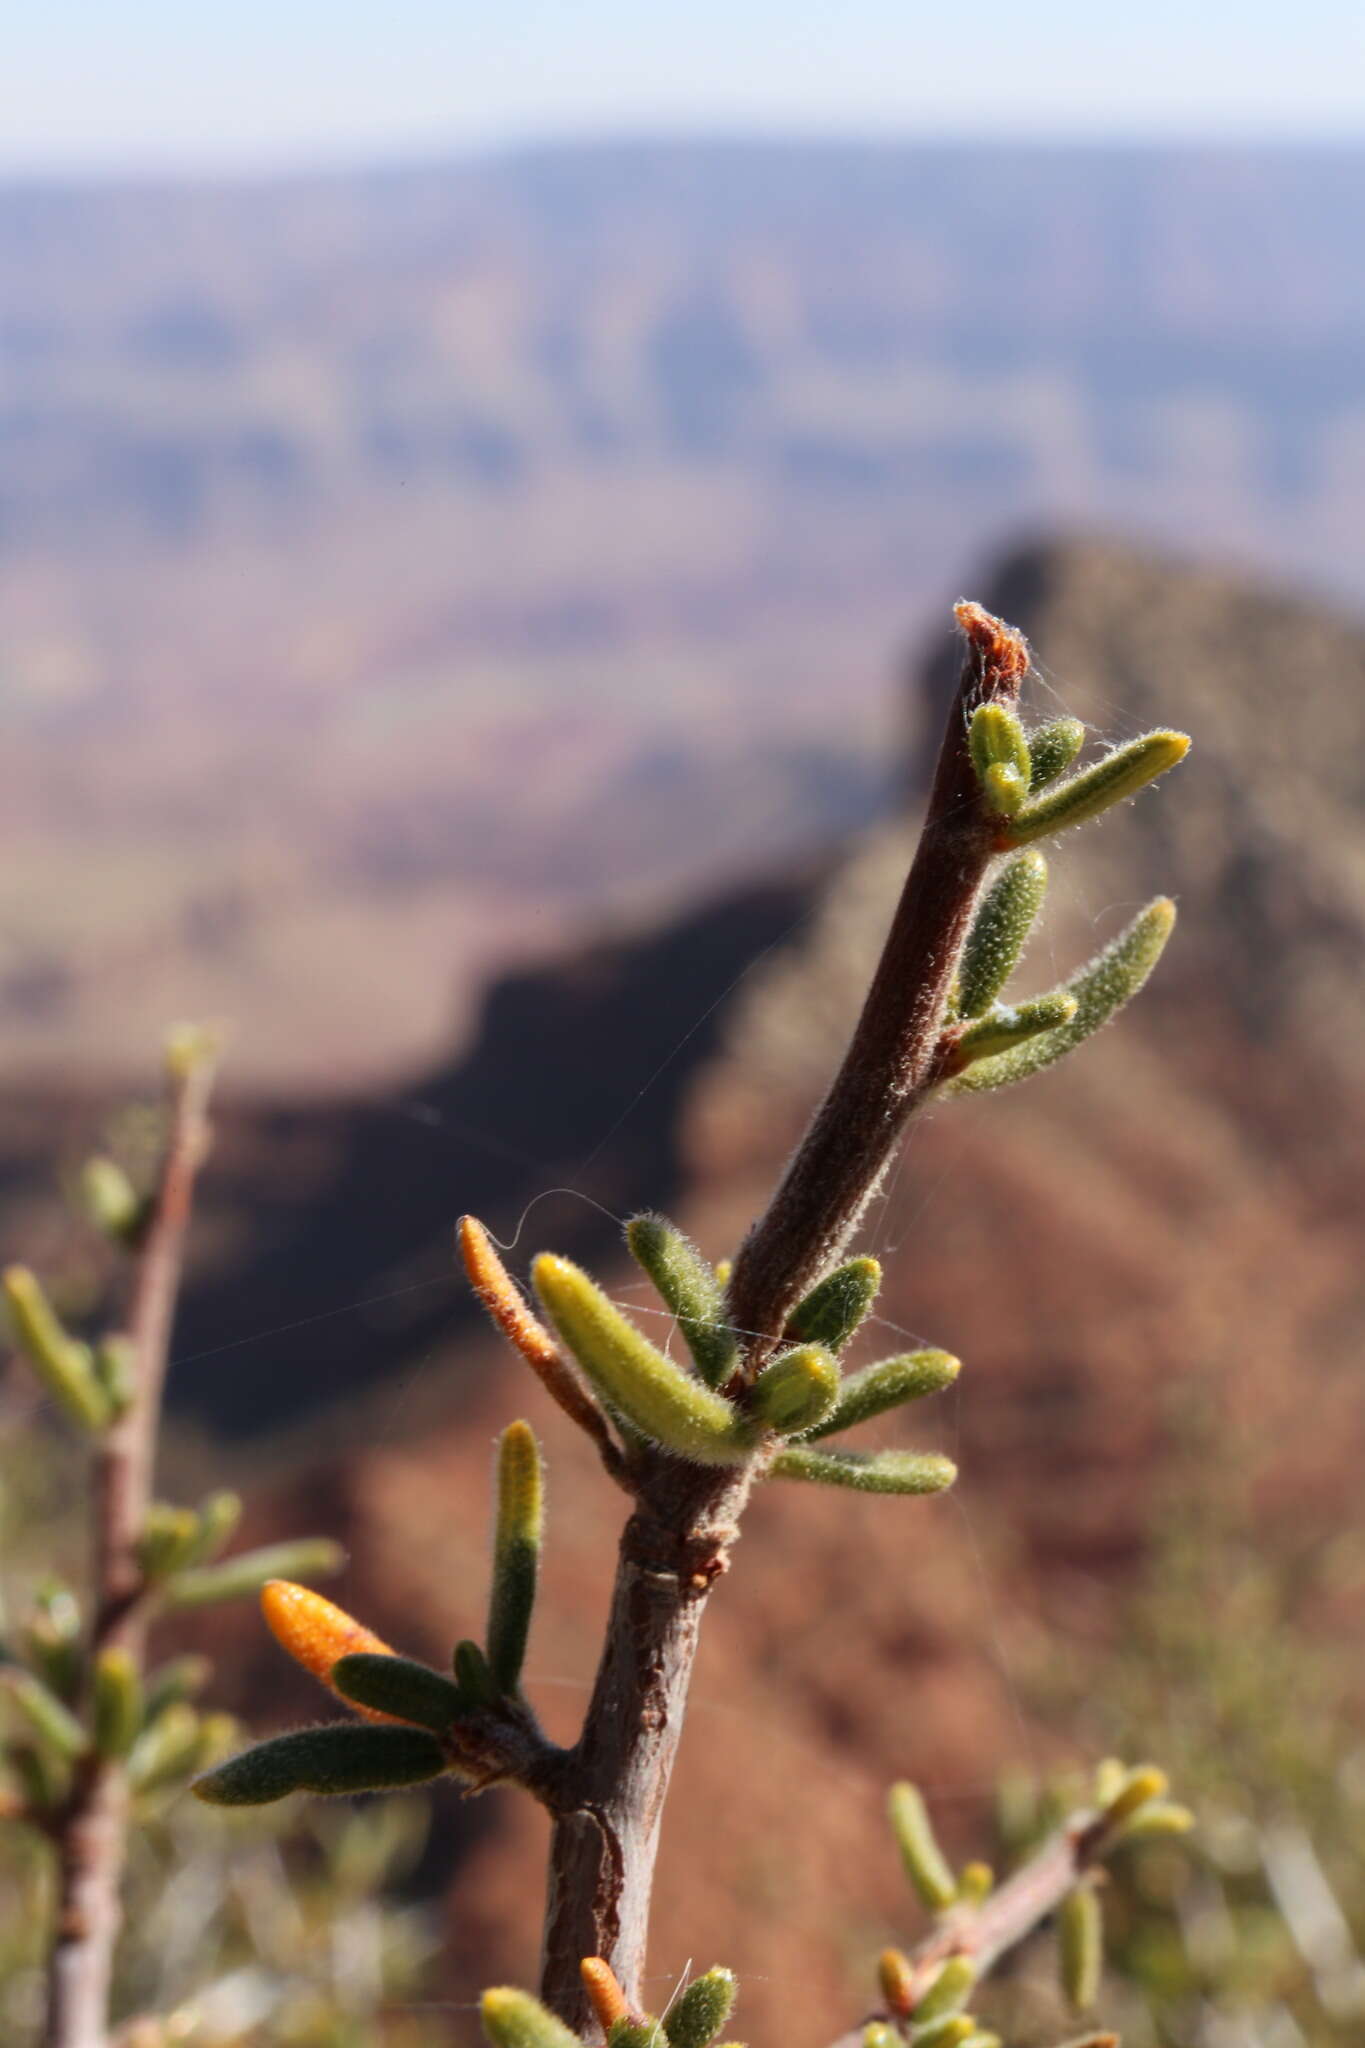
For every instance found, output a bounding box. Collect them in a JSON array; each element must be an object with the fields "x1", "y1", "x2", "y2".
[
  {"x1": 912, "y1": 2019, "x2": 977, "y2": 2048},
  {"x1": 453, "y1": 1639, "x2": 499, "y2": 1706},
  {"x1": 142, "y1": 1654, "x2": 212, "y2": 1726},
  {"x1": 770, "y1": 1447, "x2": 956, "y2": 1495},
  {"x1": 1007, "y1": 729, "x2": 1189, "y2": 845},
  {"x1": 533, "y1": 1254, "x2": 752, "y2": 1465},
  {"x1": 1097, "y1": 1762, "x2": 1169, "y2": 1834},
  {"x1": 803, "y1": 1350, "x2": 960, "y2": 1440},
  {"x1": 1093, "y1": 1757, "x2": 1127, "y2": 1806},
  {"x1": 7, "y1": 1741, "x2": 66, "y2": 1812},
  {"x1": 956, "y1": 851, "x2": 1048, "y2": 1018},
  {"x1": 486, "y1": 1420, "x2": 542, "y2": 1694},
  {"x1": 165, "y1": 1538, "x2": 345, "y2": 1609},
  {"x1": 785, "y1": 1257, "x2": 881, "y2": 1352},
  {"x1": 332, "y1": 1653, "x2": 467, "y2": 1731},
  {"x1": 128, "y1": 1702, "x2": 205, "y2": 1794},
  {"x1": 609, "y1": 2023, "x2": 665, "y2": 2048},
  {"x1": 187, "y1": 1490, "x2": 243, "y2": 1566},
  {"x1": 77, "y1": 1156, "x2": 145, "y2": 1245},
  {"x1": 950, "y1": 991, "x2": 1078, "y2": 1068},
  {"x1": 193, "y1": 1722, "x2": 445, "y2": 1806},
  {"x1": 944, "y1": 899, "x2": 1175, "y2": 1096},
  {"x1": 626, "y1": 1213, "x2": 738, "y2": 1387},
  {"x1": 481, "y1": 1988, "x2": 583, "y2": 2048},
  {"x1": 911, "y1": 2020, "x2": 976, "y2": 2048},
  {"x1": 1027, "y1": 716, "x2": 1086, "y2": 789},
  {"x1": 2, "y1": 1266, "x2": 109, "y2": 1431},
  {"x1": 21, "y1": 1583, "x2": 82, "y2": 1701},
  {"x1": 3, "y1": 1668, "x2": 88, "y2": 1762},
  {"x1": 968, "y1": 703, "x2": 1031, "y2": 816},
  {"x1": 1059, "y1": 1884, "x2": 1103, "y2": 2011},
  {"x1": 92, "y1": 1337, "x2": 136, "y2": 1418},
  {"x1": 750, "y1": 1345, "x2": 840, "y2": 1435},
  {"x1": 1119, "y1": 1799, "x2": 1194, "y2": 1837},
  {"x1": 888, "y1": 1780, "x2": 958, "y2": 1910},
  {"x1": 137, "y1": 1503, "x2": 203, "y2": 1580},
  {"x1": 93, "y1": 1647, "x2": 142, "y2": 1759},
  {"x1": 911, "y1": 1956, "x2": 976, "y2": 2025},
  {"x1": 665, "y1": 1968, "x2": 737, "y2": 2048}
]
